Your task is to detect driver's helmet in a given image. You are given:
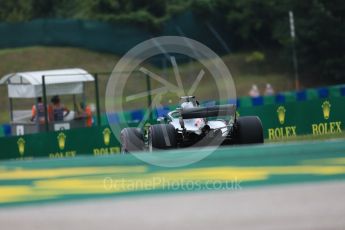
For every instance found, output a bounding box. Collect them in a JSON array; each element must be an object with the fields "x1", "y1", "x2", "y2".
[
  {"x1": 181, "y1": 101, "x2": 195, "y2": 110},
  {"x1": 180, "y1": 96, "x2": 198, "y2": 107}
]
